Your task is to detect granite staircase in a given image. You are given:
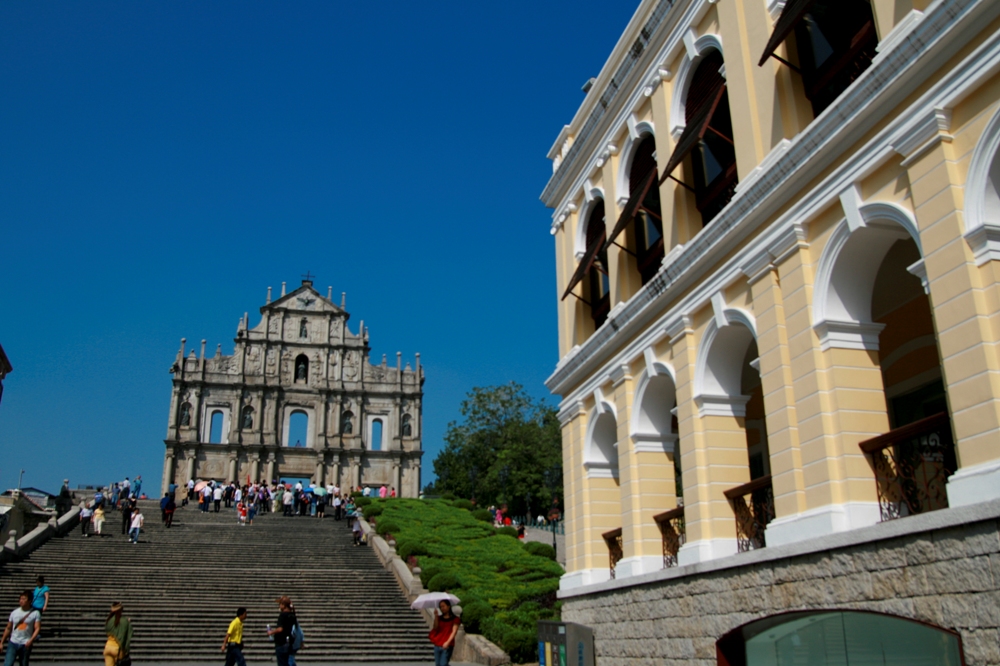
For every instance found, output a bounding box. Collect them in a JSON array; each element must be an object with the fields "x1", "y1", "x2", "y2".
[{"x1": 0, "y1": 500, "x2": 434, "y2": 664}]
